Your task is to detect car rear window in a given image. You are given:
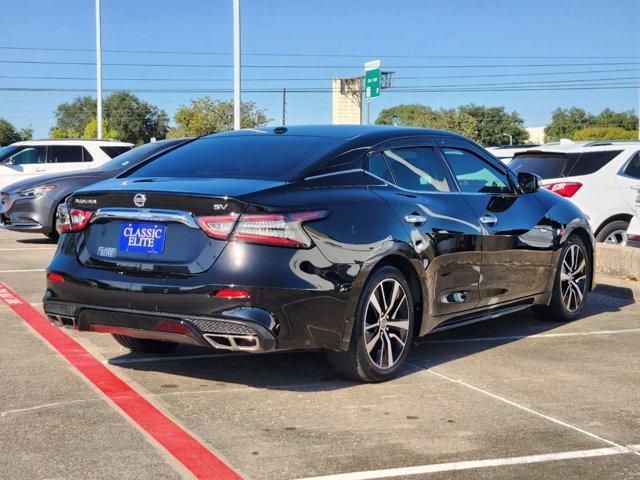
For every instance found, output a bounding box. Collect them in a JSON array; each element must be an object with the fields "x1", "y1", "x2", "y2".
[
  {"x1": 509, "y1": 153, "x2": 569, "y2": 179},
  {"x1": 100, "y1": 146, "x2": 132, "y2": 158},
  {"x1": 126, "y1": 135, "x2": 342, "y2": 181},
  {"x1": 567, "y1": 150, "x2": 622, "y2": 176}
]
